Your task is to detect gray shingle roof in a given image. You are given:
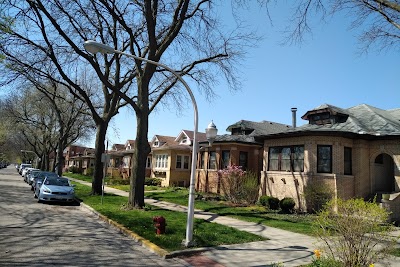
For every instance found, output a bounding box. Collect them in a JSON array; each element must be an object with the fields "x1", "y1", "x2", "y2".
[
  {"x1": 213, "y1": 134, "x2": 261, "y2": 144},
  {"x1": 284, "y1": 104, "x2": 400, "y2": 136},
  {"x1": 226, "y1": 120, "x2": 291, "y2": 136}
]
